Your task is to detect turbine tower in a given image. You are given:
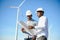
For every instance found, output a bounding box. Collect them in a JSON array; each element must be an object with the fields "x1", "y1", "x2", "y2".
[{"x1": 10, "y1": 0, "x2": 26, "y2": 40}]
